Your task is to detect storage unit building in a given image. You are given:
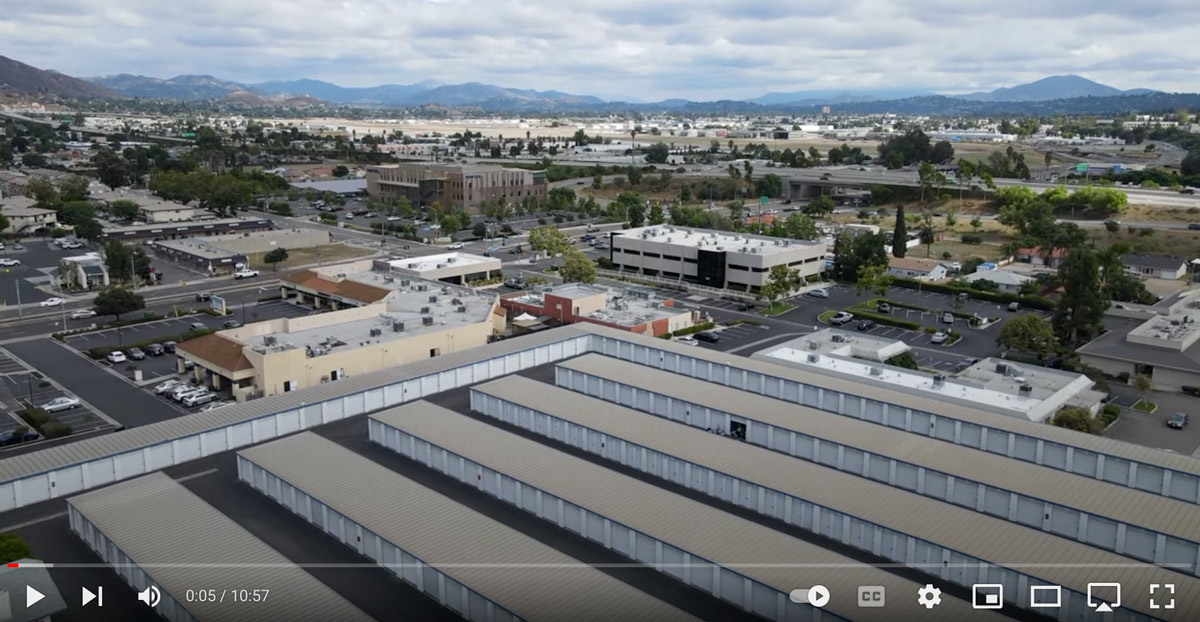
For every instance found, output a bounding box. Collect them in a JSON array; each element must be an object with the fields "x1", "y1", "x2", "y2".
[
  {"x1": 469, "y1": 376, "x2": 1198, "y2": 621},
  {"x1": 66, "y1": 471, "x2": 373, "y2": 622},
  {"x1": 236, "y1": 432, "x2": 698, "y2": 622},
  {"x1": 369, "y1": 401, "x2": 1002, "y2": 622},
  {"x1": 555, "y1": 354, "x2": 1200, "y2": 577}
]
